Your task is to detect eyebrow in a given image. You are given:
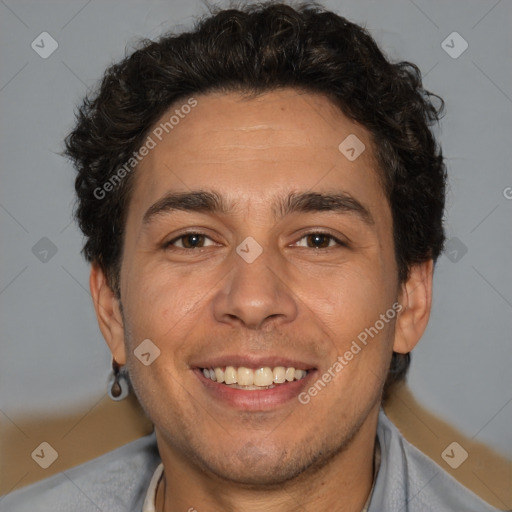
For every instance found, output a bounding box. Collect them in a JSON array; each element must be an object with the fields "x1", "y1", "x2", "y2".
[{"x1": 142, "y1": 190, "x2": 374, "y2": 226}]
